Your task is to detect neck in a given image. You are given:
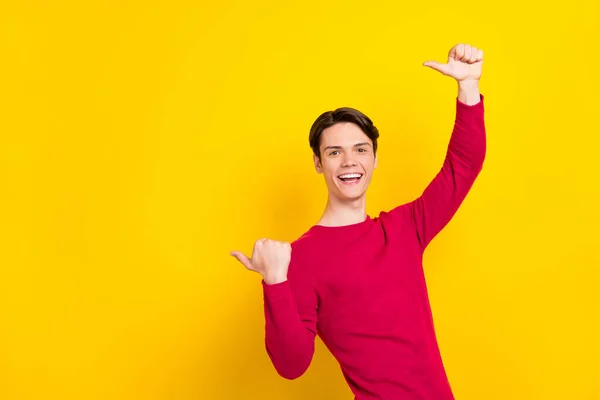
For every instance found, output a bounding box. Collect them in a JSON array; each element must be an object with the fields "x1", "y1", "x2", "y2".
[{"x1": 317, "y1": 194, "x2": 367, "y2": 227}]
